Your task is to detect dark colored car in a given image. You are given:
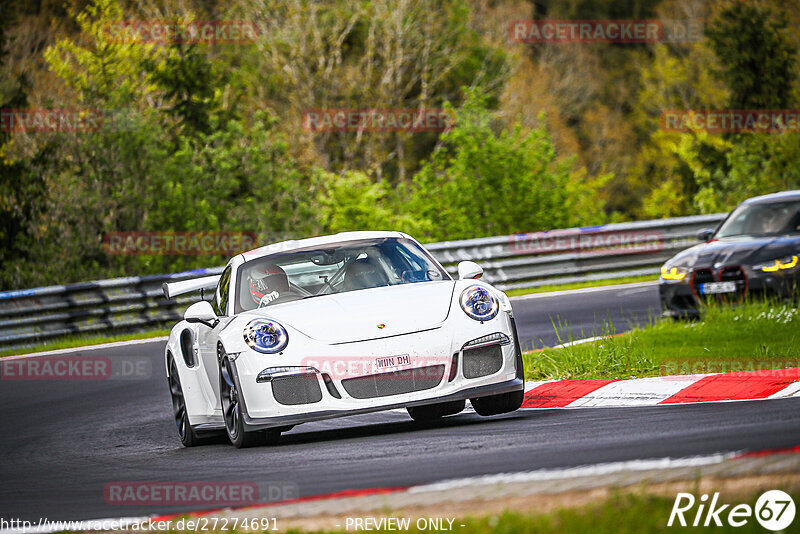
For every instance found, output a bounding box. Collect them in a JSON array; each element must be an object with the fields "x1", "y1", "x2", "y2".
[{"x1": 660, "y1": 191, "x2": 800, "y2": 318}]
